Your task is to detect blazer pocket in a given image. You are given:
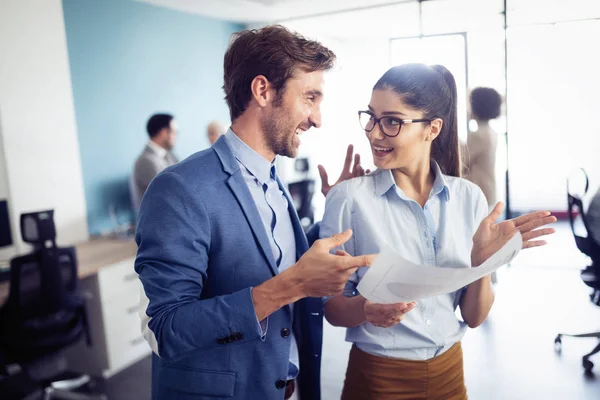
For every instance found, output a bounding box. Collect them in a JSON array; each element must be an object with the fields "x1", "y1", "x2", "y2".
[{"x1": 161, "y1": 364, "x2": 236, "y2": 397}]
